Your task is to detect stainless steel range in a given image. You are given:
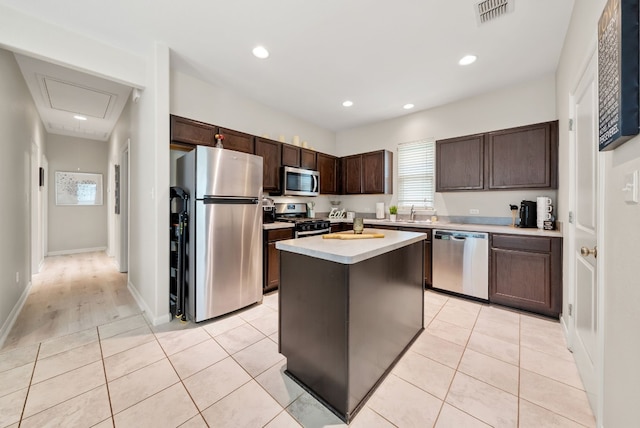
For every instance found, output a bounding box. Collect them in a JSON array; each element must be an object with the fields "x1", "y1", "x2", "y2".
[{"x1": 275, "y1": 202, "x2": 331, "y2": 238}]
